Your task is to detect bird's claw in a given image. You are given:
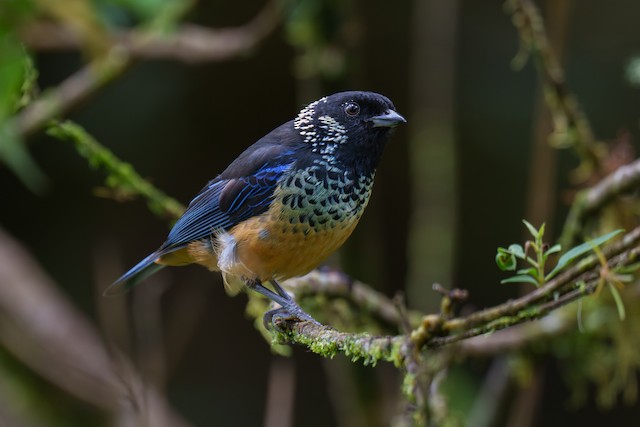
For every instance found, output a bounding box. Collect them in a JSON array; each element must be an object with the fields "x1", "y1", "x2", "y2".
[{"x1": 263, "y1": 305, "x2": 320, "y2": 330}]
